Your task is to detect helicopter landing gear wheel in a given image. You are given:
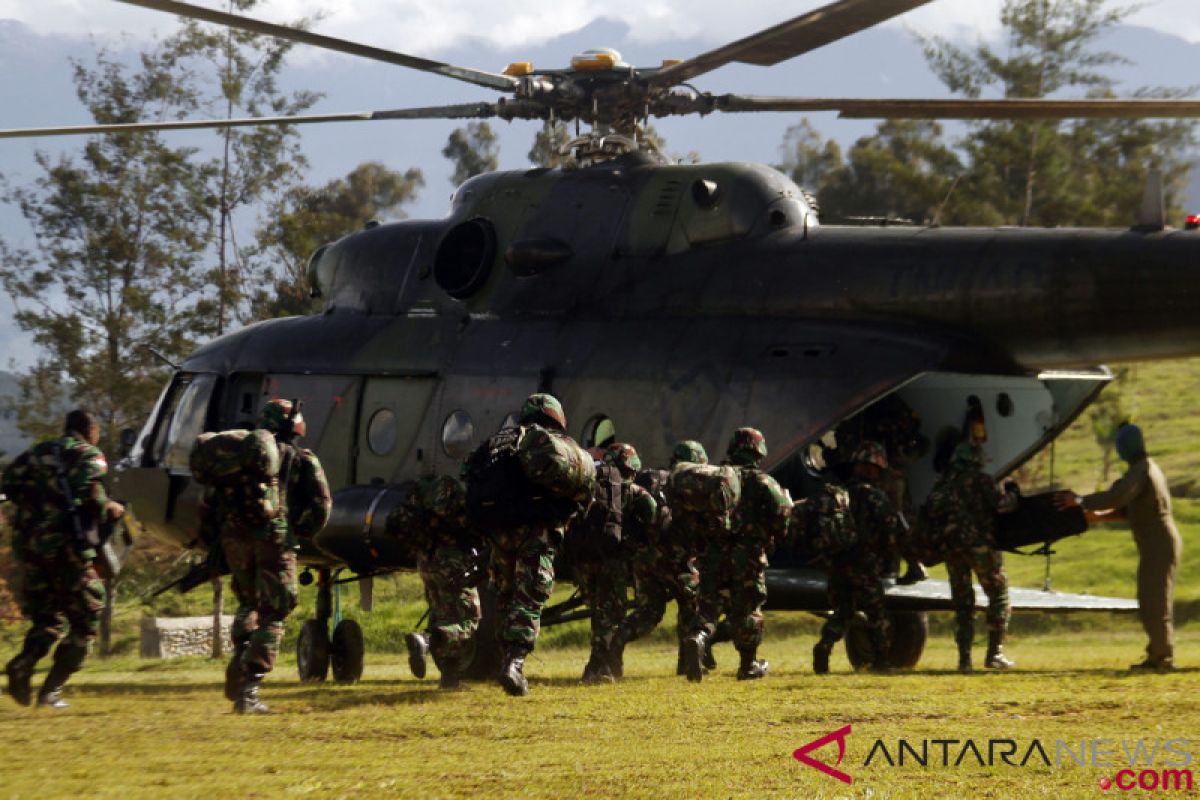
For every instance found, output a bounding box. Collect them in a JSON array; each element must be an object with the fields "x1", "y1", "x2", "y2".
[
  {"x1": 846, "y1": 611, "x2": 928, "y2": 670},
  {"x1": 297, "y1": 619, "x2": 330, "y2": 682},
  {"x1": 331, "y1": 619, "x2": 365, "y2": 684}
]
